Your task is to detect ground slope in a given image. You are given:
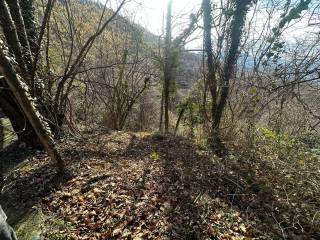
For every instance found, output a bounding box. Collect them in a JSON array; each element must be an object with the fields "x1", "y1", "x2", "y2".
[{"x1": 0, "y1": 132, "x2": 319, "y2": 239}]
